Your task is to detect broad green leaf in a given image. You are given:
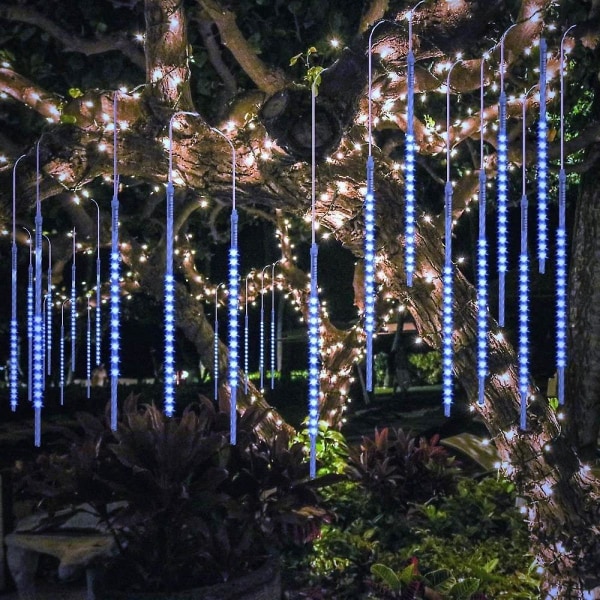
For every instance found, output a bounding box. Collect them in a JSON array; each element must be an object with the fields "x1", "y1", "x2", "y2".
[{"x1": 371, "y1": 563, "x2": 402, "y2": 592}]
